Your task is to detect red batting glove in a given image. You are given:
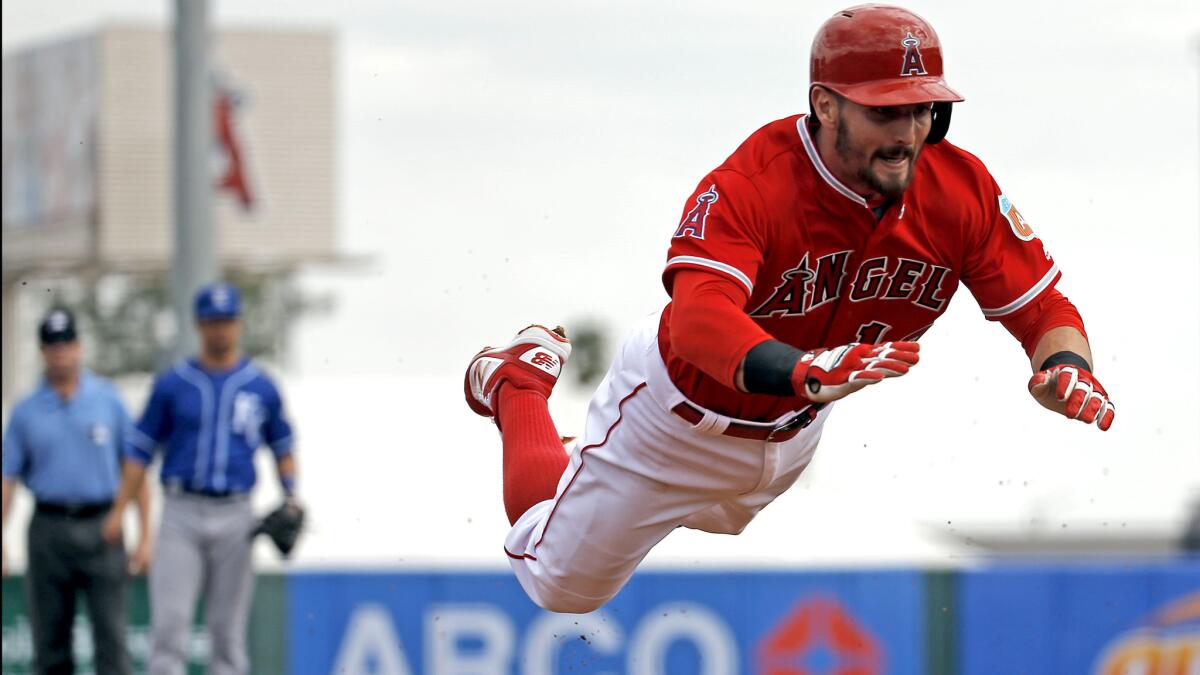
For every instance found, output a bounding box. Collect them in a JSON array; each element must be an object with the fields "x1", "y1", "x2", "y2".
[
  {"x1": 791, "y1": 341, "x2": 921, "y2": 403},
  {"x1": 1027, "y1": 366, "x2": 1116, "y2": 431}
]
